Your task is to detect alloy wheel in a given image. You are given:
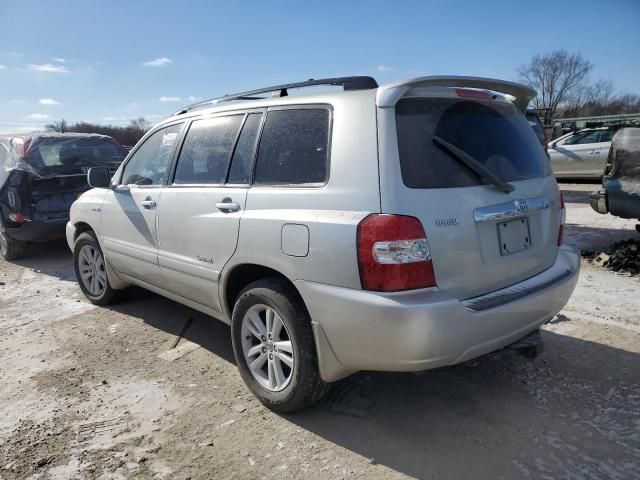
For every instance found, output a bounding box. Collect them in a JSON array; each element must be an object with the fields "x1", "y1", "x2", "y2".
[{"x1": 240, "y1": 304, "x2": 295, "y2": 391}]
